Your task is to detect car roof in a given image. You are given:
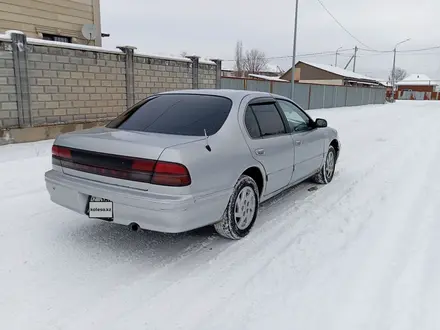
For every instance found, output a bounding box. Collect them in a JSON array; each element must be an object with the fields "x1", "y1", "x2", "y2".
[{"x1": 158, "y1": 89, "x2": 290, "y2": 102}]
